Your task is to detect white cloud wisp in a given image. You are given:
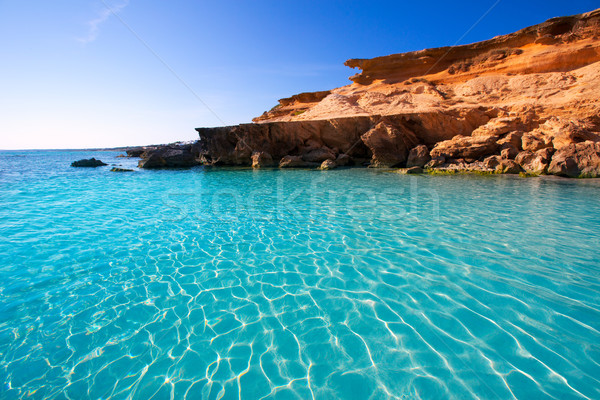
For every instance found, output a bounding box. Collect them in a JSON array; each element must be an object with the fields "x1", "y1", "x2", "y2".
[{"x1": 78, "y1": 0, "x2": 130, "y2": 44}]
